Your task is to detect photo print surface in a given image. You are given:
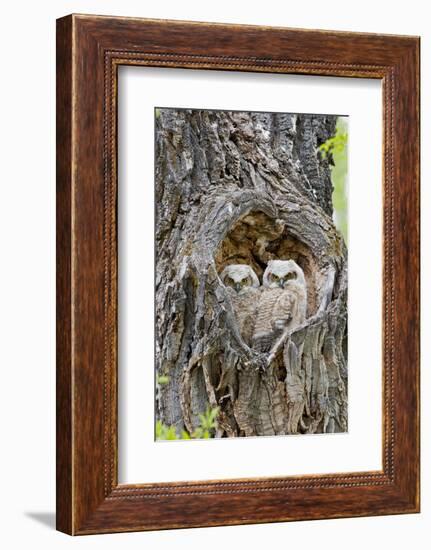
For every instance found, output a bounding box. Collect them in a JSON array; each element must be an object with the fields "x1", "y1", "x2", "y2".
[{"x1": 155, "y1": 108, "x2": 348, "y2": 441}]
